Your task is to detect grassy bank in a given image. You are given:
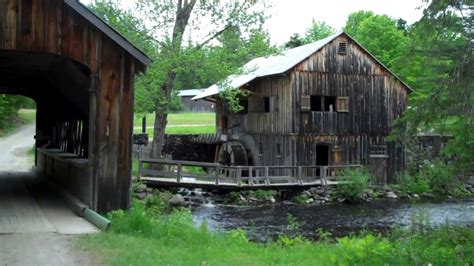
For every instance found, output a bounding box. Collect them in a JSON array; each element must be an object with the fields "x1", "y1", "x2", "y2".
[
  {"x1": 0, "y1": 109, "x2": 36, "y2": 137},
  {"x1": 79, "y1": 201, "x2": 474, "y2": 266},
  {"x1": 134, "y1": 112, "x2": 216, "y2": 135}
]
